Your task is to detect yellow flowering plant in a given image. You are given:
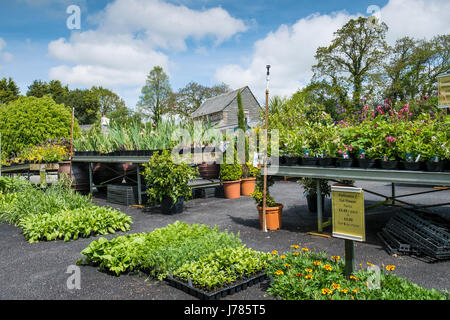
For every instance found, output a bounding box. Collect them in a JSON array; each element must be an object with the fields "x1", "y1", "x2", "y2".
[{"x1": 266, "y1": 247, "x2": 447, "y2": 300}]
